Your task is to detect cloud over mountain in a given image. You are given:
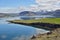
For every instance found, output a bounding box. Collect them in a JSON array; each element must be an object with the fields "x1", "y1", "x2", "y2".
[{"x1": 0, "y1": 0, "x2": 60, "y2": 13}]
